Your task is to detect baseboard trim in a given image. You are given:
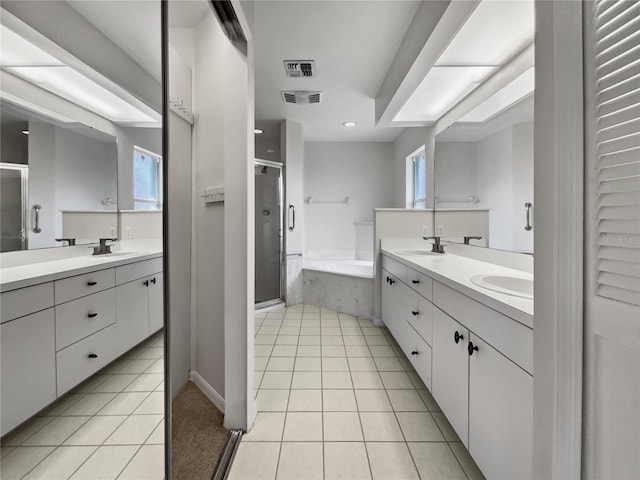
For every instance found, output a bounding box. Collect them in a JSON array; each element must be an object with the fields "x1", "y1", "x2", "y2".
[{"x1": 189, "y1": 371, "x2": 225, "y2": 413}]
